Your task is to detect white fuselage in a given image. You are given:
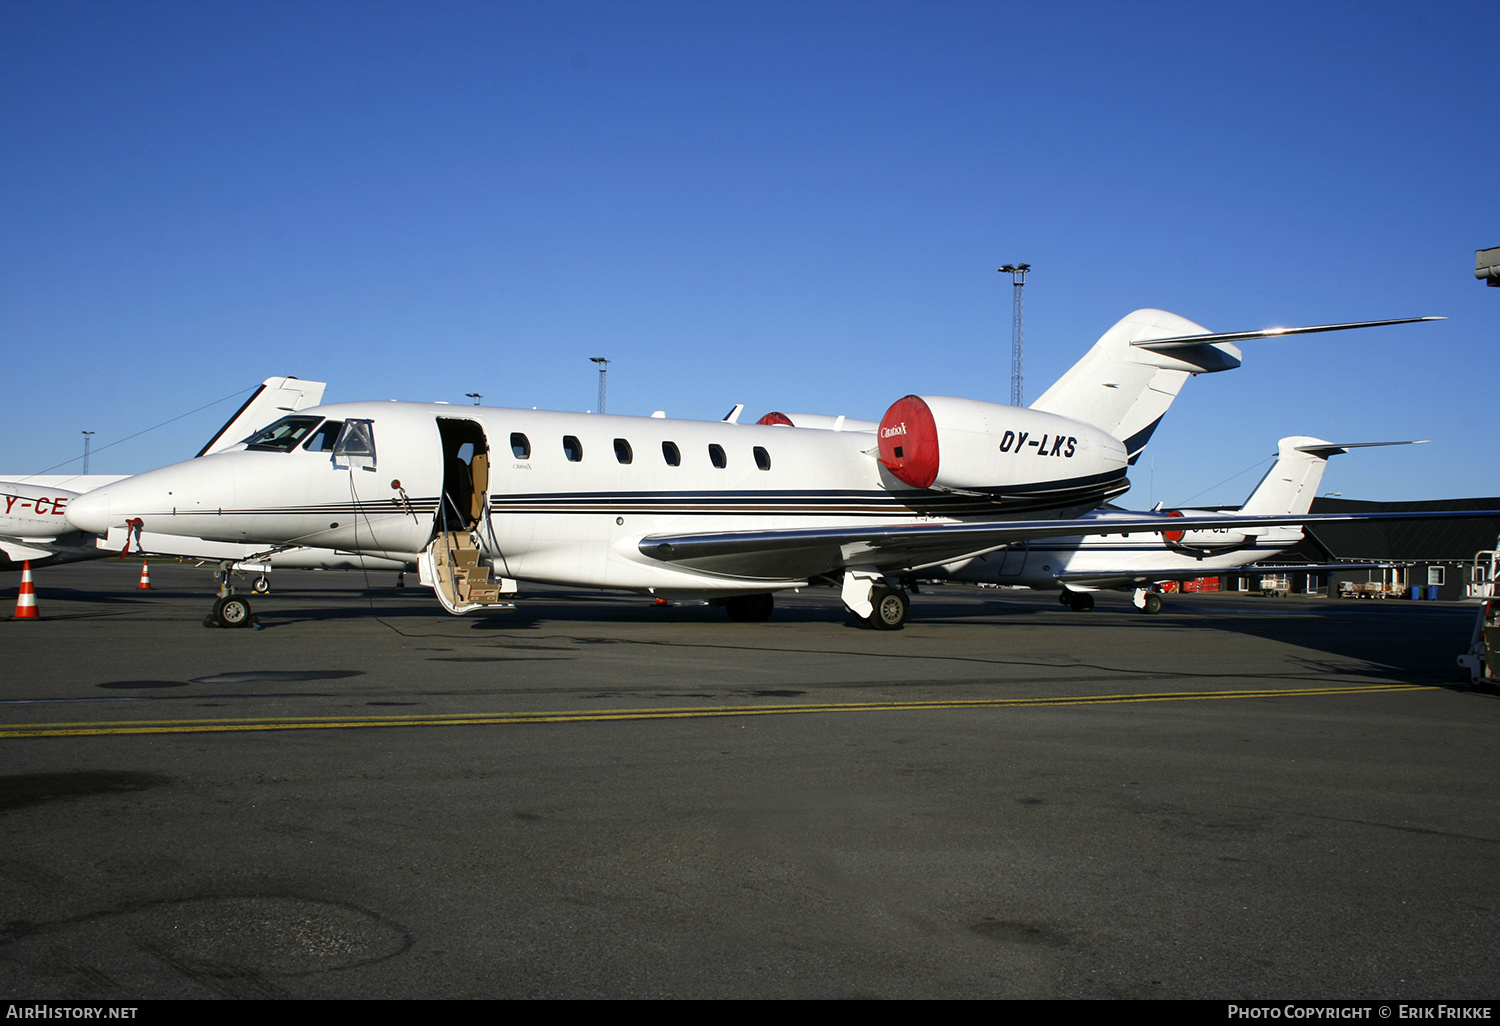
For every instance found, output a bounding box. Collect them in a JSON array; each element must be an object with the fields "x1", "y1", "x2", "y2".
[
  {"x1": 65, "y1": 400, "x2": 1131, "y2": 597},
  {"x1": 938, "y1": 508, "x2": 1304, "y2": 589}
]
